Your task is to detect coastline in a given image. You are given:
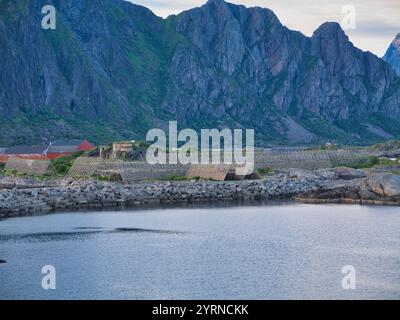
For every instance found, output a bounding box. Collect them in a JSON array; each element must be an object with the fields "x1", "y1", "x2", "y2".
[
  {"x1": 1, "y1": 167, "x2": 399, "y2": 218},
  {"x1": 0, "y1": 177, "x2": 307, "y2": 218}
]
